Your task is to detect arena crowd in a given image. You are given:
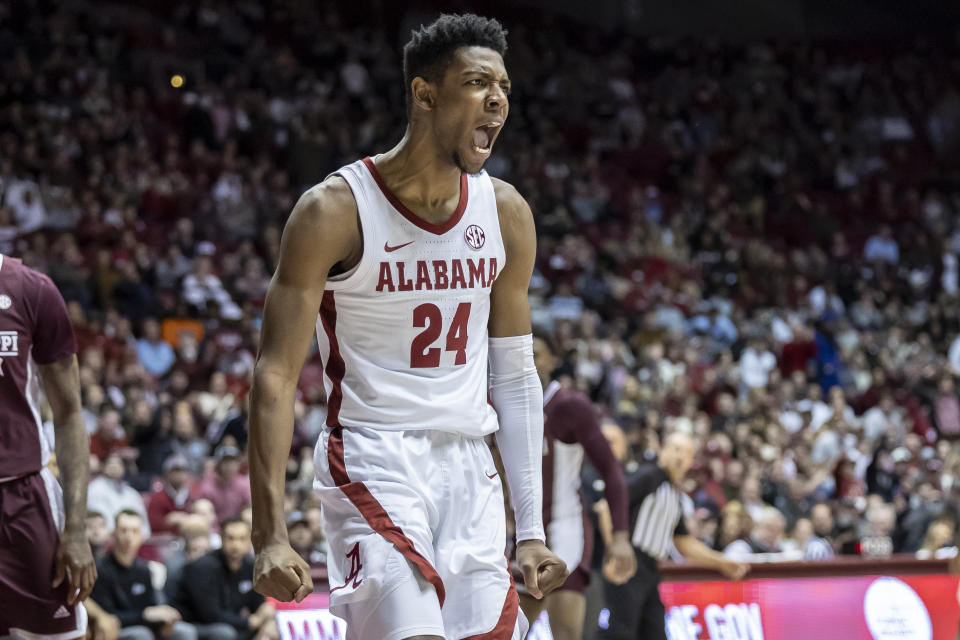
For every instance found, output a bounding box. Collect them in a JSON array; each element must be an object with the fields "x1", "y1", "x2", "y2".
[{"x1": 4, "y1": 0, "x2": 960, "y2": 634}]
